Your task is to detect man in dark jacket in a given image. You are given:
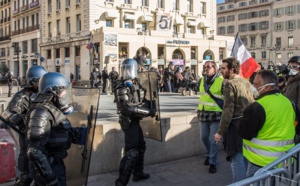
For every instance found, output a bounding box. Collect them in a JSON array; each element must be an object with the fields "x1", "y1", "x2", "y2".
[
  {"x1": 109, "y1": 67, "x2": 119, "y2": 92},
  {"x1": 102, "y1": 67, "x2": 109, "y2": 93},
  {"x1": 7, "y1": 71, "x2": 14, "y2": 97},
  {"x1": 163, "y1": 61, "x2": 175, "y2": 92}
]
